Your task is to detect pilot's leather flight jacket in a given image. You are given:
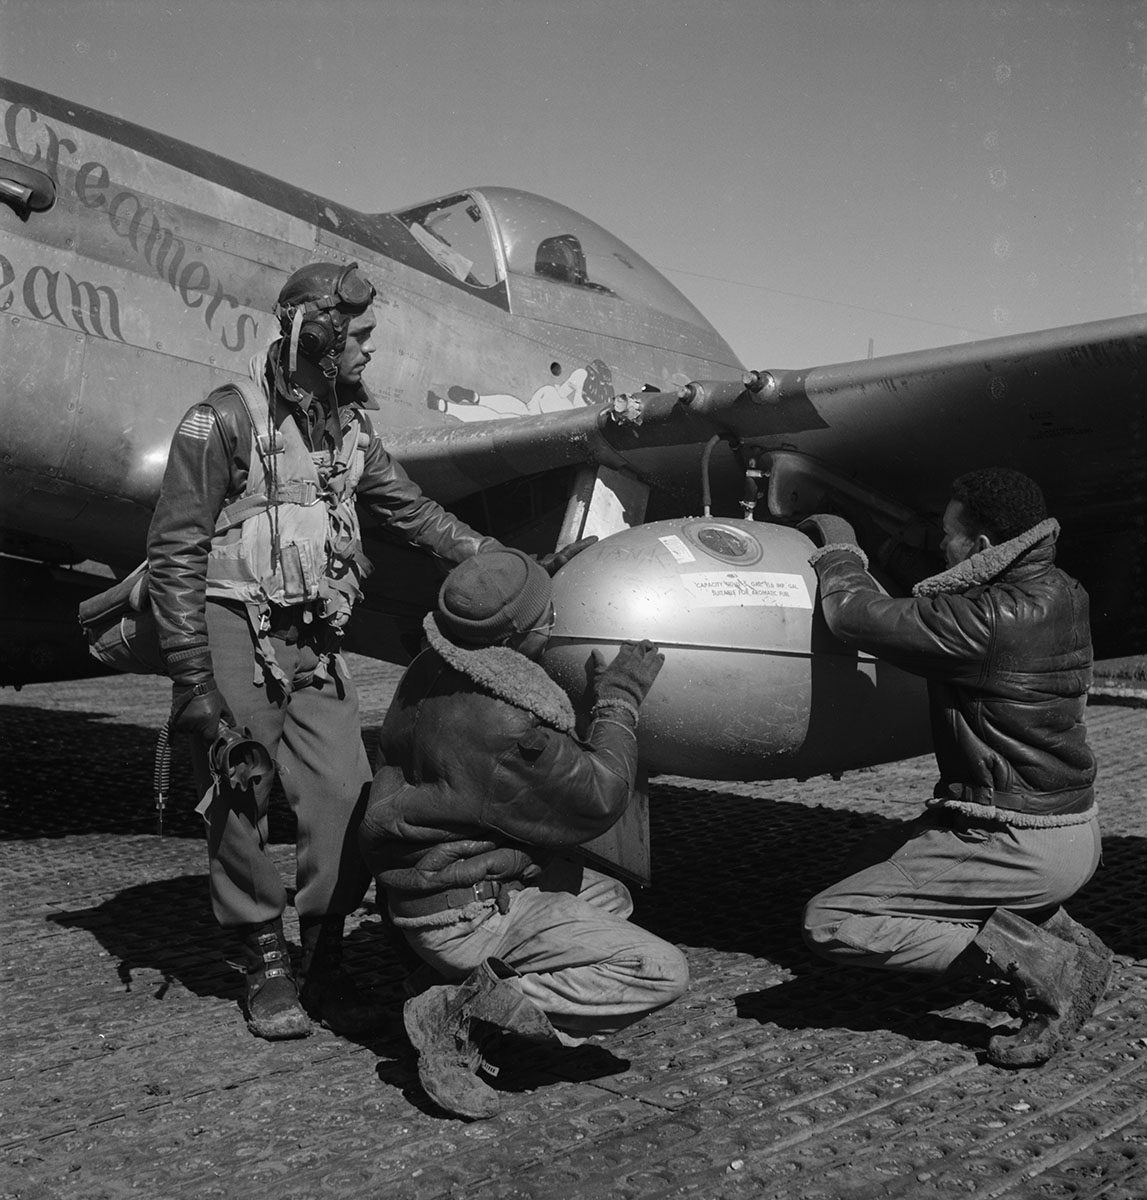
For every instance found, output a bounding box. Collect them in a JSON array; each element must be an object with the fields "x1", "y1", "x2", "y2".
[
  {"x1": 811, "y1": 518, "x2": 1096, "y2": 819},
  {"x1": 147, "y1": 368, "x2": 496, "y2": 676},
  {"x1": 191, "y1": 379, "x2": 371, "y2": 684},
  {"x1": 359, "y1": 616, "x2": 641, "y2": 927}
]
